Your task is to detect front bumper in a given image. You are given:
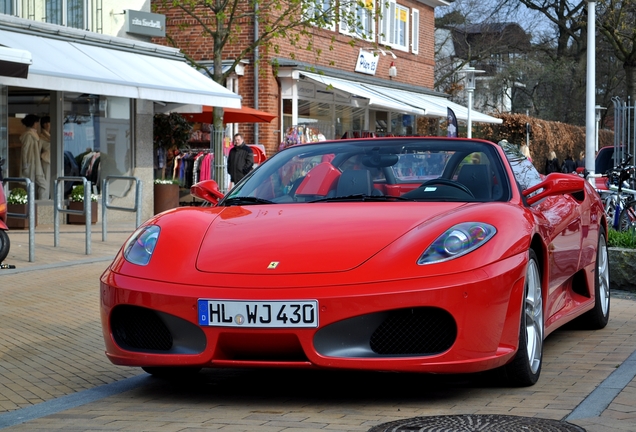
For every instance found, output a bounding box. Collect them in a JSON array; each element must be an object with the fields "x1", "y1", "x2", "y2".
[{"x1": 101, "y1": 252, "x2": 527, "y2": 374}]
